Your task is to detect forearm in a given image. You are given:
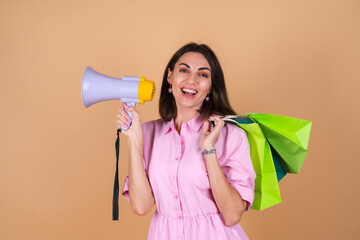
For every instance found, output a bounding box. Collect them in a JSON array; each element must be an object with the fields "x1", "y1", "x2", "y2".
[
  {"x1": 203, "y1": 149, "x2": 247, "y2": 226},
  {"x1": 128, "y1": 137, "x2": 155, "y2": 215}
]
